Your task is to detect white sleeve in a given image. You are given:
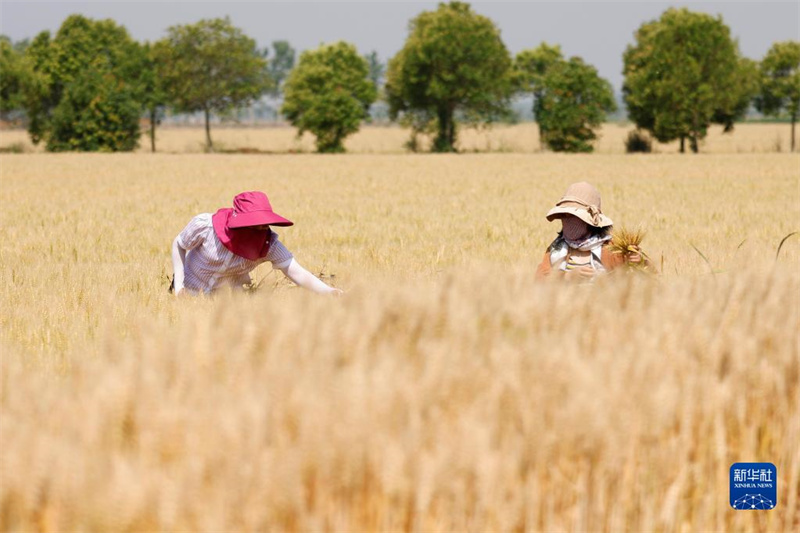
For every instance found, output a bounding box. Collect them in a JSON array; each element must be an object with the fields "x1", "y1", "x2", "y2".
[
  {"x1": 171, "y1": 236, "x2": 187, "y2": 293},
  {"x1": 176, "y1": 214, "x2": 211, "y2": 250},
  {"x1": 265, "y1": 233, "x2": 294, "y2": 270},
  {"x1": 279, "y1": 258, "x2": 337, "y2": 294}
]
